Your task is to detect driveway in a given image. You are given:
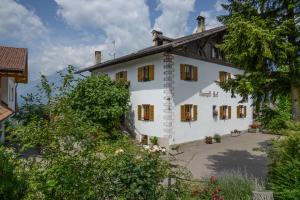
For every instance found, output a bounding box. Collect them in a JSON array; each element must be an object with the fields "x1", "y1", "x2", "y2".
[{"x1": 172, "y1": 133, "x2": 277, "y2": 181}]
